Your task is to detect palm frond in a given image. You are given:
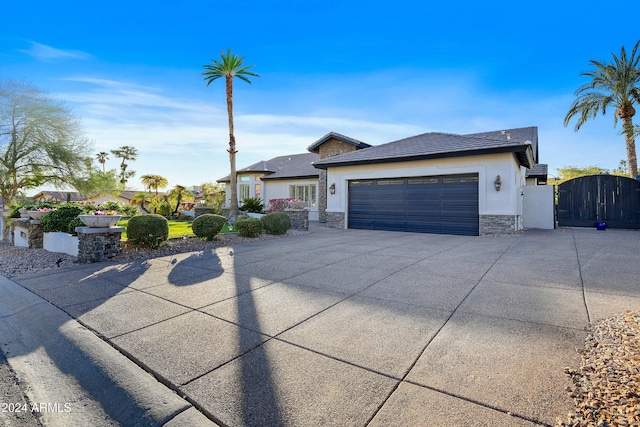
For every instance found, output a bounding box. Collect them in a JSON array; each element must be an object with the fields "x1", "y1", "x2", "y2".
[{"x1": 201, "y1": 48, "x2": 259, "y2": 86}]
